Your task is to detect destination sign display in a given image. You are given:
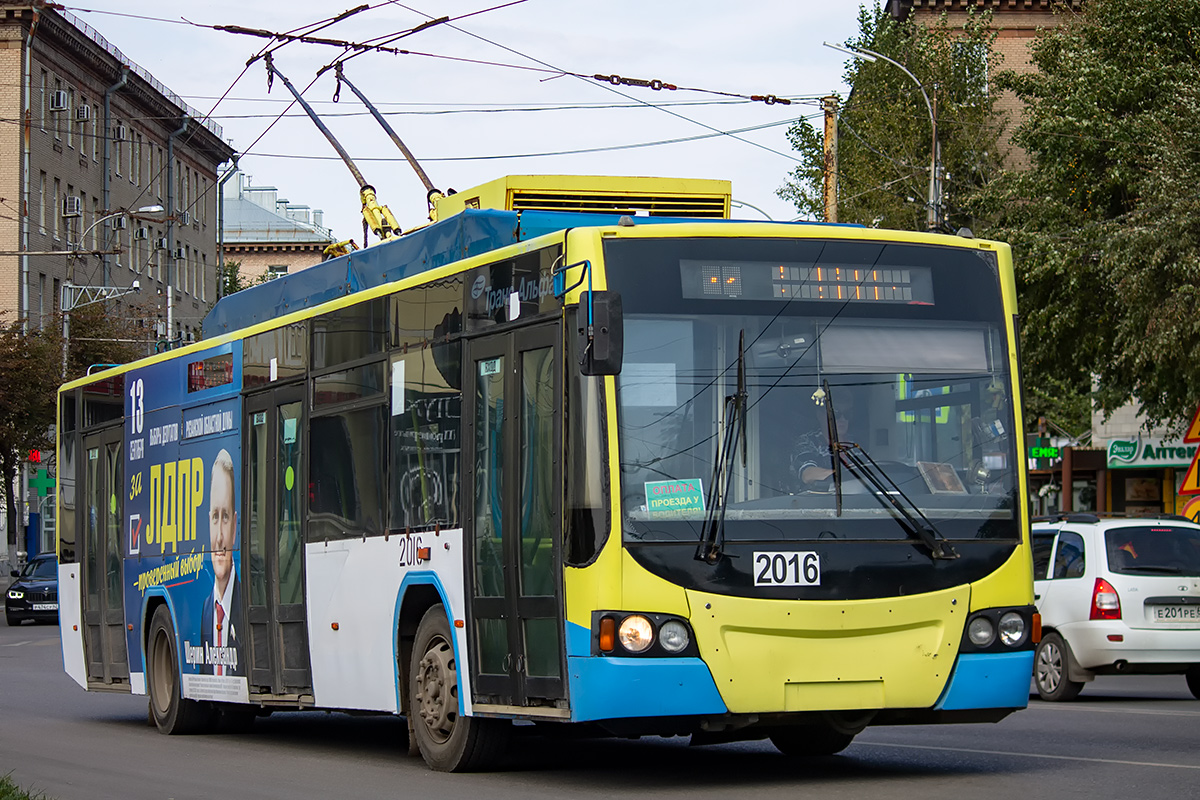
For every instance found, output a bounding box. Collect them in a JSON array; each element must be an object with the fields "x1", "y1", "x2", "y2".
[{"x1": 680, "y1": 260, "x2": 935, "y2": 304}]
